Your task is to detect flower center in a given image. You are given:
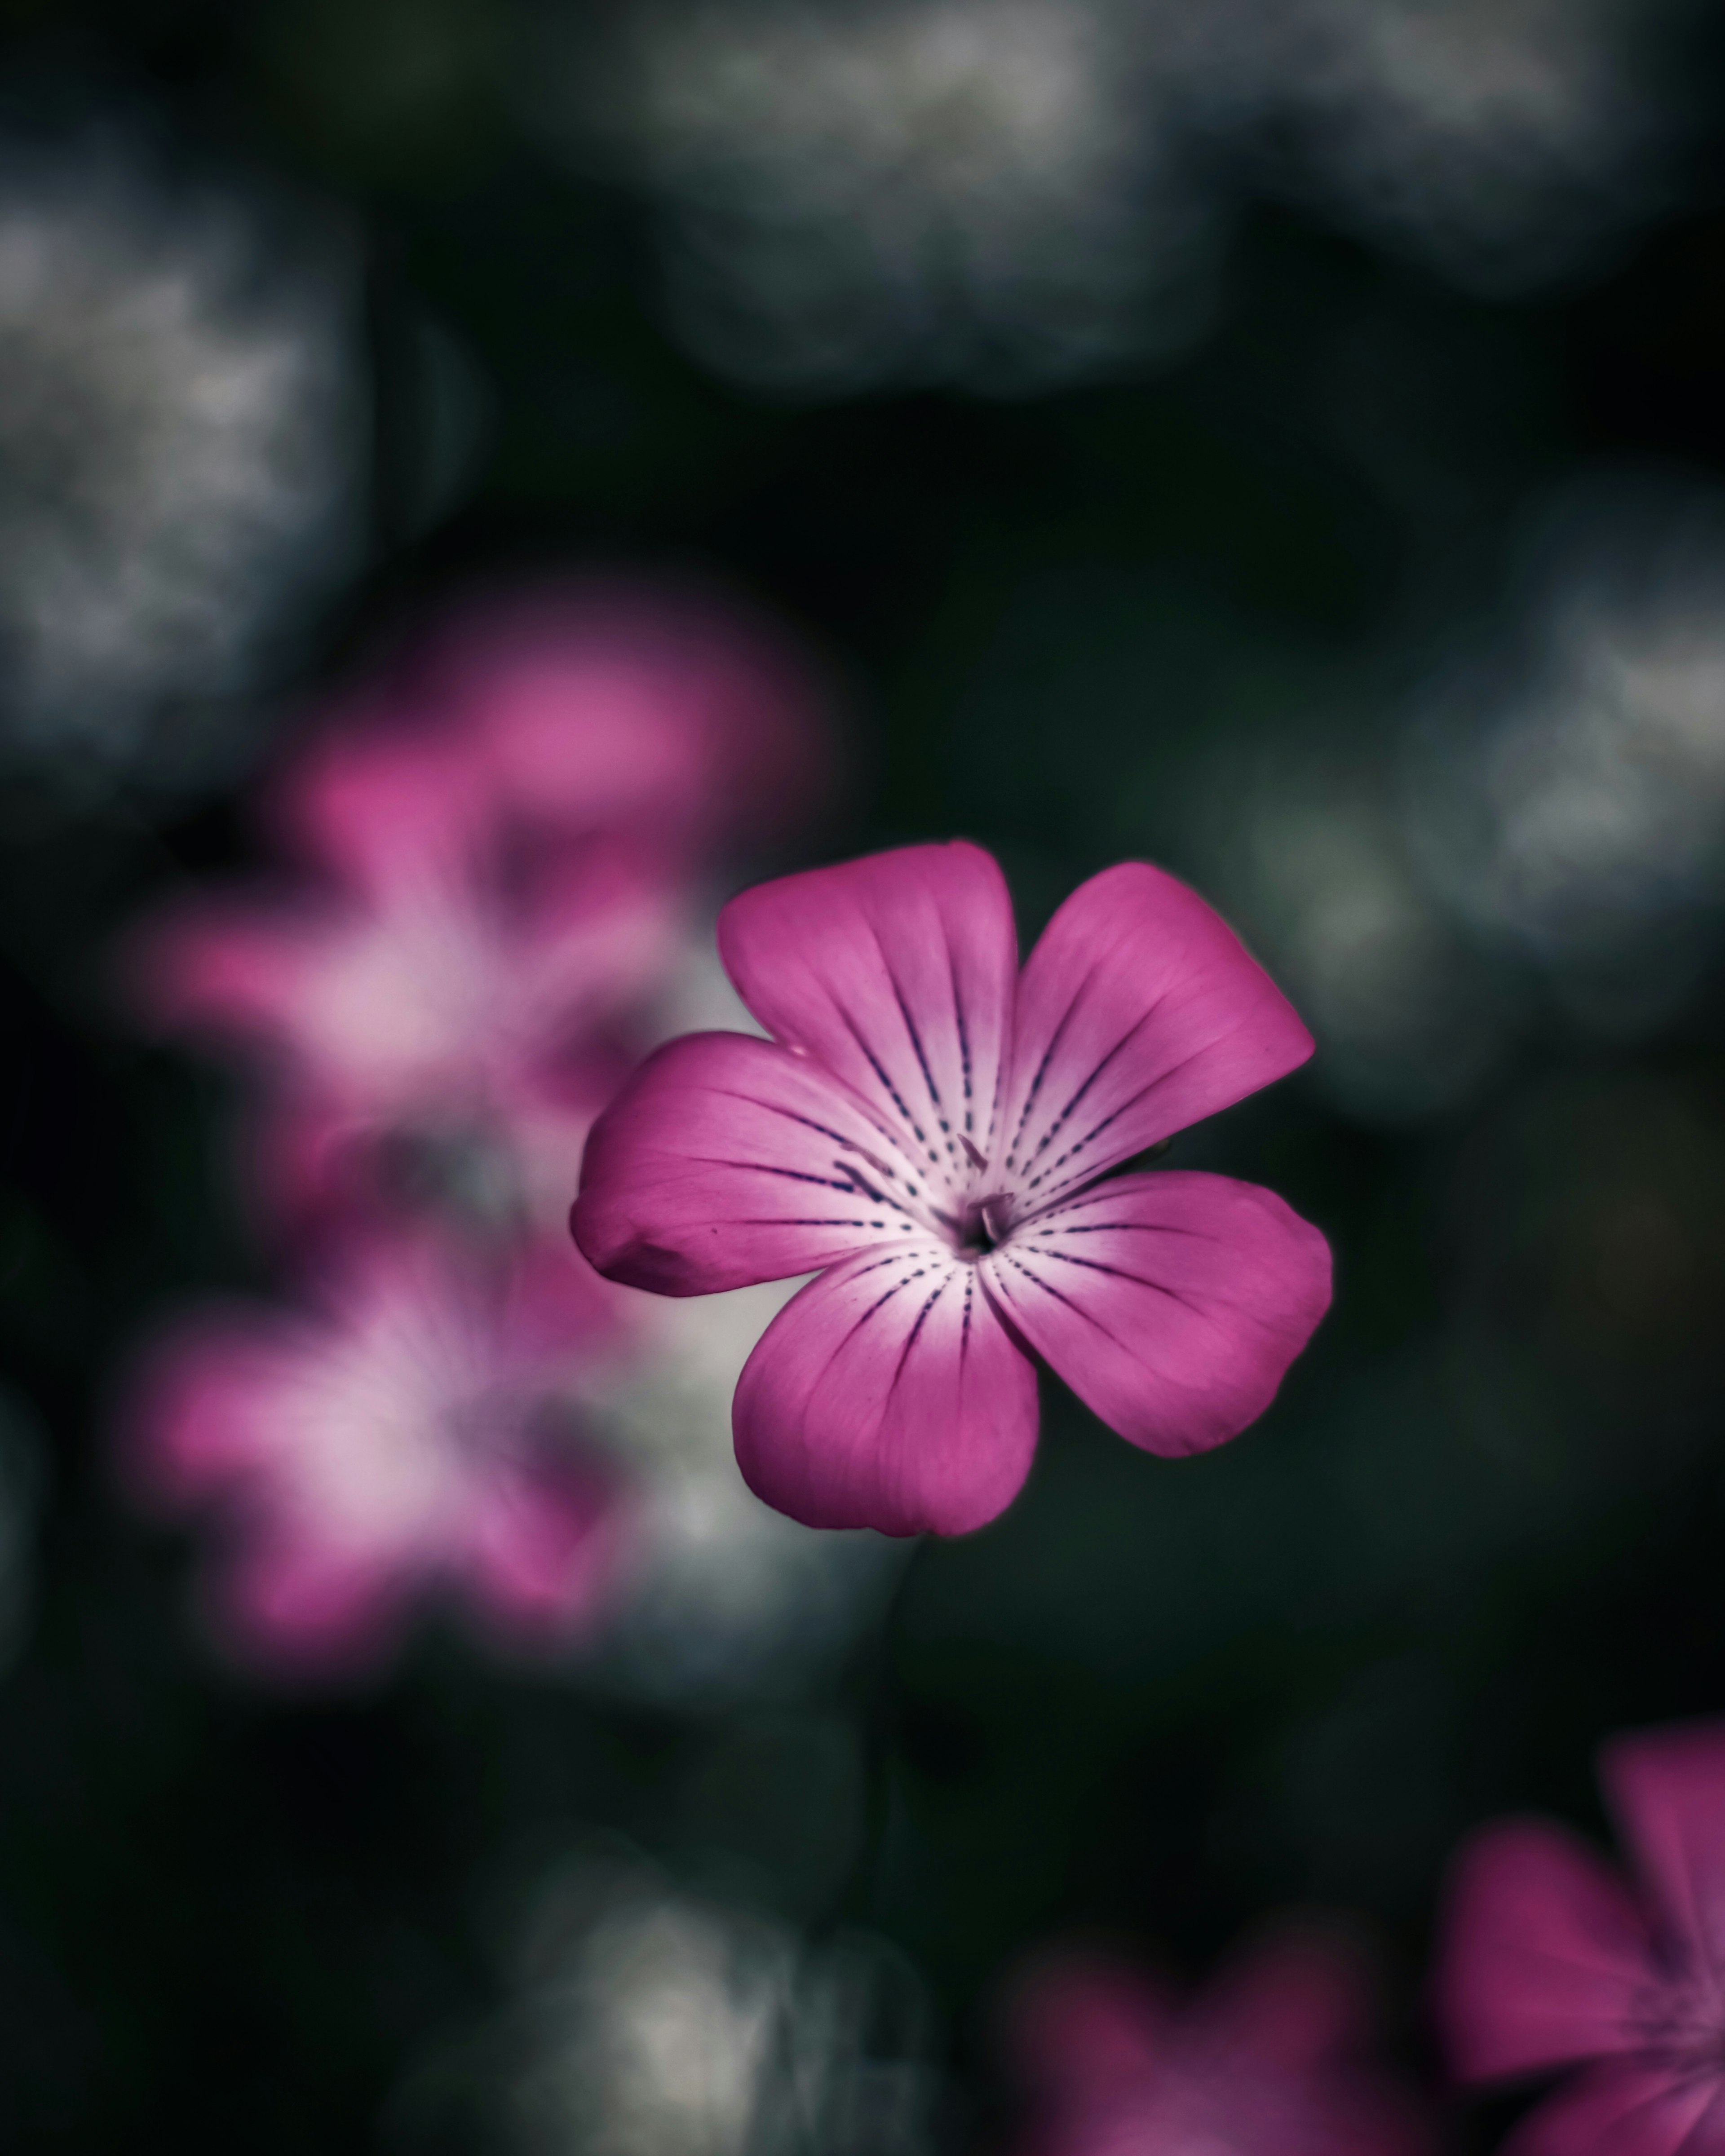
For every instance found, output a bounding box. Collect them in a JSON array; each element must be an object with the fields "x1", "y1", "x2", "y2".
[{"x1": 951, "y1": 1193, "x2": 1013, "y2": 1262}]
